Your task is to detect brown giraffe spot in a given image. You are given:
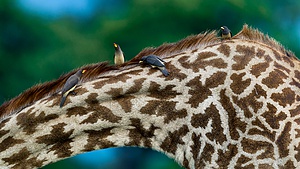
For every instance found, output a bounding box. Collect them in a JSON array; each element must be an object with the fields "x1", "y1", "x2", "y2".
[
  {"x1": 295, "y1": 142, "x2": 300, "y2": 162},
  {"x1": 282, "y1": 55, "x2": 295, "y2": 67},
  {"x1": 271, "y1": 88, "x2": 296, "y2": 107},
  {"x1": 236, "y1": 155, "x2": 253, "y2": 168},
  {"x1": 191, "y1": 104, "x2": 227, "y2": 144},
  {"x1": 249, "y1": 118, "x2": 276, "y2": 141},
  {"x1": 262, "y1": 103, "x2": 287, "y2": 129},
  {"x1": 0, "y1": 119, "x2": 9, "y2": 137},
  {"x1": 182, "y1": 157, "x2": 189, "y2": 169},
  {"x1": 125, "y1": 78, "x2": 146, "y2": 94},
  {"x1": 216, "y1": 144, "x2": 238, "y2": 168},
  {"x1": 83, "y1": 128, "x2": 115, "y2": 151},
  {"x1": 92, "y1": 69, "x2": 143, "y2": 89},
  {"x1": 196, "y1": 52, "x2": 228, "y2": 69},
  {"x1": 205, "y1": 71, "x2": 227, "y2": 88},
  {"x1": 0, "y1": 136, "x2": 25, "y2": 152},
  {"x1": 217, "y1": 44, "x2": 231, "y2": 57},
  {"x1": 148, "y1": 82, "x2": 181, "y2": 100},
  {"x1": 64, "y1": 92, "x2": 120, "y2": 123},
  {"x1": 16, "y1": 111, "x2": 59, "y2": 135},
  {"x1": 115, "y1": 95, "x2": 135, "y2": 113},
  {"x1": 219, "y1": 89, "x2": 247, "y2": 140},
  {"x1": 199, "y1": 143, "x2": 214, "y2": 167},
  {"x1": 290, "y1": 105, "x2": 300, "y2": 118},
  {"x1": 276, "y1": 122, "x2": 291, "y2": 158},
  {"x1": 106, "y1": 87, "x2": 135, "y2": 113},
  {"x1": 264, "y1": 54, "x2": 273, "y2": 62},
  {"x1": 127, "y1": 118, "x2": 159, "y2": 147},
  {"x1": 36, "y1": 123, "x2": 74, "y2": 158},
  {"x1": 66, "y1": 106, "x2": 89, "y2": 117},
  {"x1": 256, "y1": 48, "x2": 266, "y2": 58},
  {"x1": 3, "y1": 147, "x2": 45, "y2": 168},
  {"x1": 0, "y1": 118, "x2": 8, "y2": 129},
  {"x1": 80, "y1": 105, "x2": 121, "y2": 124},
  {"x1": 241, "y1": 138, "x2": 274, "y2": 159},
  {"x1": 140, "y1": 100, "x2": 160, "y2": 115},
  {"x1": 274, "y1": 61, "x2": 291, "y2": 74},
  {"x1": 295, "y1": 70, "x2": 300, "y2": 80},
  {"x1": 76, "y1": 86, "x2": 89, "y2": 95},
  {"x1": 258, "y1": 164, "x2": 273, "y2": 168},
  {"x1": 250, "y1": 62, "x2": 270, "y2": 78},
  {"x1": 186, "y1": 76, "x2": 212, "y2": 108},
  {"x1": 106, "y1": 87, "x2": 123, "y2": 98},
  {"x1": 290, "y1": 78, "x2": 300, "y2": 90},
  {"x1": 283, "y1": 160, "x2": 296, "y2": 168},
  {"x1": 178, "y1": 52, "x2": 227, "y2": 73},
  {"x1": 273, "y1": 50, "x2": 295, "y2": 67},
  {"x1": 262, "y1": 69, "x2": 288, "y2": 88},
  {"x1": 140, "y1": 100, "x2": 187, "y2": 124},
  {"x1": 296, "y1": 129, "x2": 300, "y2": 138},
  {"x1": 254, "y1": 84, "x2": 267, "y2": 98},
  {"x1": 230, "y1": 72, "x2": 251, "y2": 94},
  {"x1": 0, "y1": 129, "x2": 9, "y2": 138},
  {"x1": 272, "y1": 50, "x2": 282, "y2": 61},
  {"x1": 160, "y1": 125, "x2": 189, "y2": 155},
  {"x1": 190, "y1": 133, "x2": 201, "y2": 167},
  {"x1": 232, "y1": 87, "x2": 263, "y2": 118},
  {"x1": 178, "y1": 55, "x2": 189, "y2": 67},
  {"x1": 85, "y1": 93, "x2": 99, "y2": 105},
  {"x1": 232, "y1": 45, "x2": 256, "y2": 71},
  {"x1": 164, "y1": 63, "x2": 187, "y2": 81}
]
